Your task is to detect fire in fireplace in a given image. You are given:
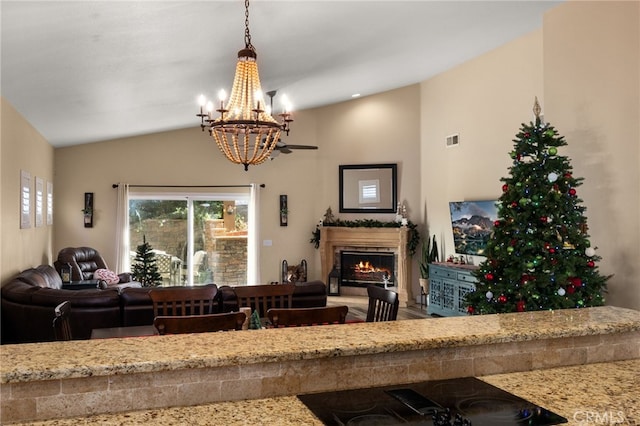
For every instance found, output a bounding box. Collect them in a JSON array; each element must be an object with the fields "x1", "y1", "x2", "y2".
[{"x1": 340, "y1": 251, "x2": 395, "y2": 287}]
